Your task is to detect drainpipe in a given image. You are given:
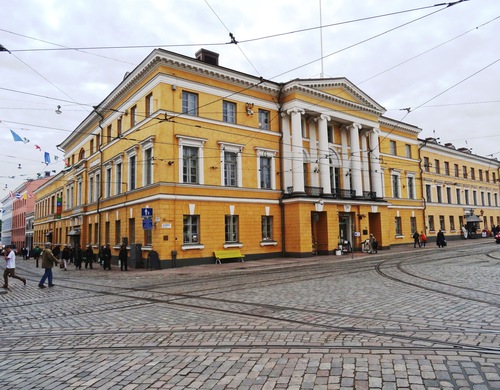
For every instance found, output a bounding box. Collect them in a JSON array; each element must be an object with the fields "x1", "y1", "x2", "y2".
[
  {"x1": 418, "y1": 139, "x2": 427, "y2": 235},
  {"x1": 277, "y1": 83, "x2": 286, "y2": 257},
  {"x1": 93, "y1": 106, "x2": 105, "y2": 254}
]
